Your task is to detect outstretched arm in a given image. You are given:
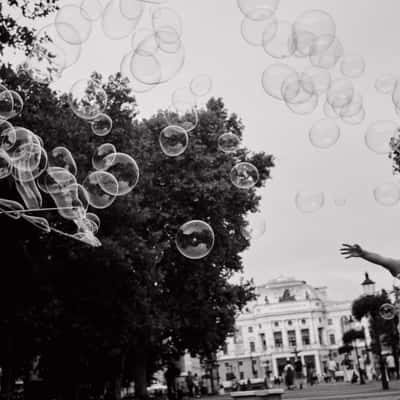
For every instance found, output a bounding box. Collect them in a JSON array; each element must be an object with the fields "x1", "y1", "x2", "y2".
[{"x1": 340, "y1": 243, "x2": 400, "y2": 277}]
